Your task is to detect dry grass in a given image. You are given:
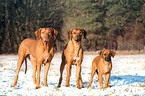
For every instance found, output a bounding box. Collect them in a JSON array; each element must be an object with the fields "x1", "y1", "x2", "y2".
[
  {"x1": 84, "y1": 50, "x2": 145, "y2": 55},
  {"x1": 1, "y1": 50, "x2": 145, "y2": 56}
]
